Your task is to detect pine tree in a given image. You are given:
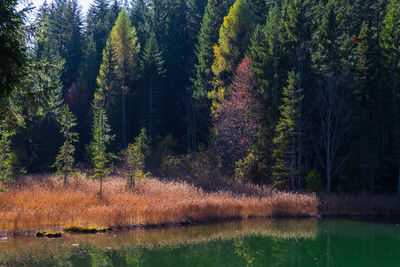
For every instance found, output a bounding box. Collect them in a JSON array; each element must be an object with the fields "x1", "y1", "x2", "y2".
[
  {"x1": 310, "y1": 0, "x2": 351, "y2": 194},
  {"x1": 381, "y1": 0, "x2": 400, "y2": 197},
  {"x1": 90, "y1": 102, "x2": 114, "y2": 164},
  {"x1": 92, "y1": 151, "x2": 110, "y2": 199},
  {"x1": 109, "y1": 9, "x2": 140, "y2": 148},
  {"x1": 246, "y1": 0, "x2": 269, "y2": 25},
  {"x1": 272, "y1": 71, "x2": 302, "y2": 191},
  {"x1": 0, "y1": 0, "x2": 27, "y2": 105},
  {"x1": 350, "y1": 0, "x2": 388, "y2": 193},
  {"x1": 52, "y1": 105, "x2": 79, "y2": 185},
  {"x1": 90, "y1": 96, "x2": 113, "y2": 199},
  {"x1": 0, "y1": 129, "x2": 18, "y2": 184},
  {"x1": 96, "y1": 37, "x2": 117, "y2": 111},
  {"x1": 247, "y1": 5, "x2": 283, "y2": 182},
  {"x1": 130, "y1": 0, "x2": 150, "y2": 43},
  {"x1": 139, "y1": 32, "x2": 166, "y2": 139},
  {"x1": 41, "y1": 0, "x2": 84, "y2": 94},
  {"x1": 84, "y1": 0, "x2": 111, "y2": 89},
  {"x1": 277, "y1": 0, "x2": 313, "y2": 191},
  {"x1": 192, "y1": 0, "x2": 234, "y2": 98}
]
